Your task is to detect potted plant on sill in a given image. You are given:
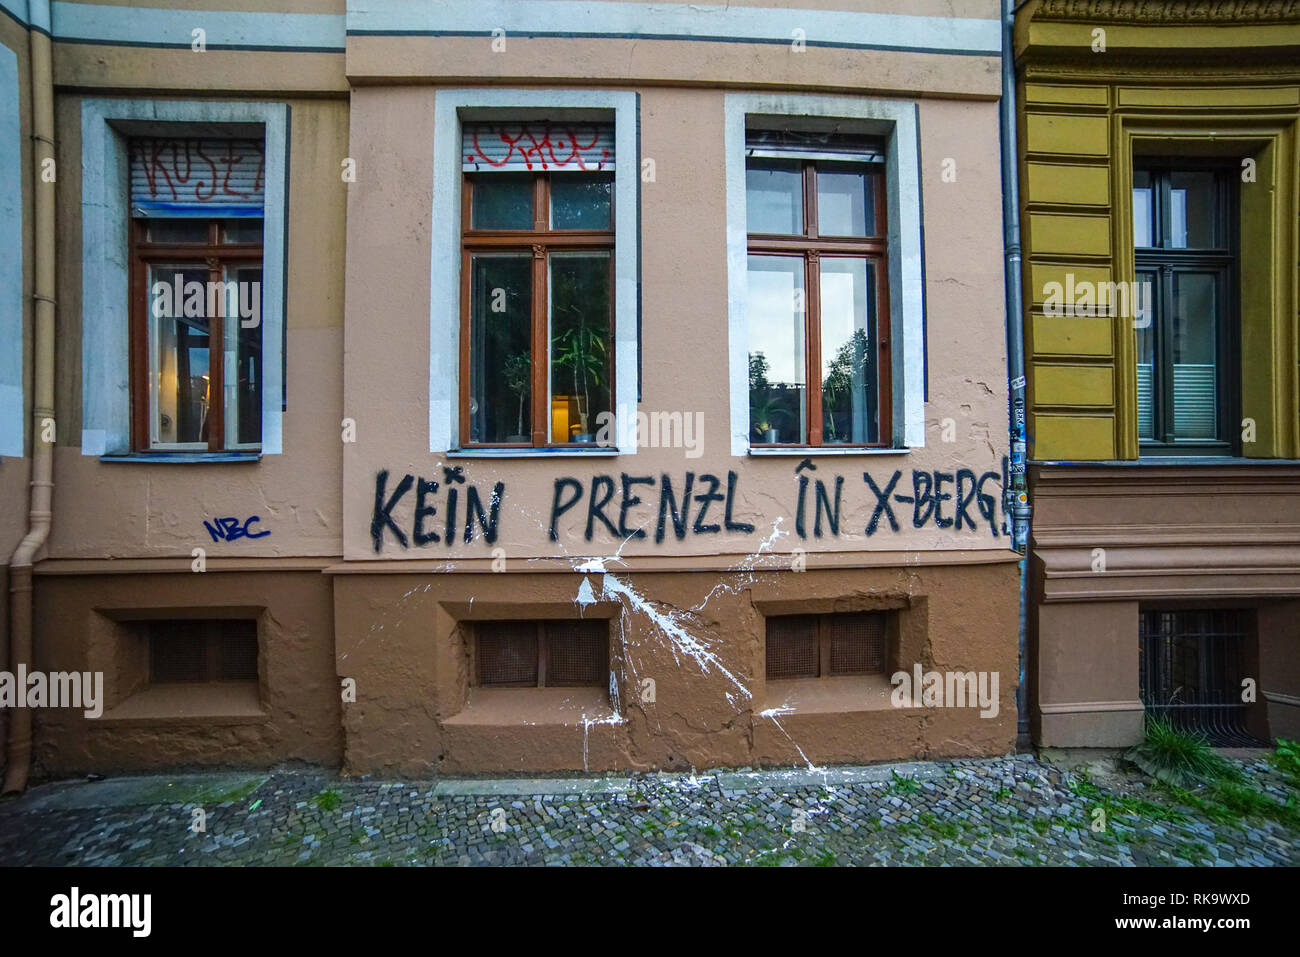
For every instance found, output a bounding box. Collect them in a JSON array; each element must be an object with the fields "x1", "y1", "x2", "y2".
[
  {"x1": 552, "y1": 325, "x2": 607, "y2": 443},
  {"x1": 503, "y1": 350, "x2": 531, "y2": 444},
  {"x1": 749, "y1": 350, "x2": 790, "y2": 444}
]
